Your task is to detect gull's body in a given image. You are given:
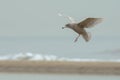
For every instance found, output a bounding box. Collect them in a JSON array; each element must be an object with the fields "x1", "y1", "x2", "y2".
[
  {"x1": 65, "y1": 23, "x2": 89, "y2": 42},
  {"x1": 58, "y1": 13, "x2": 103, "y2": 42}
]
